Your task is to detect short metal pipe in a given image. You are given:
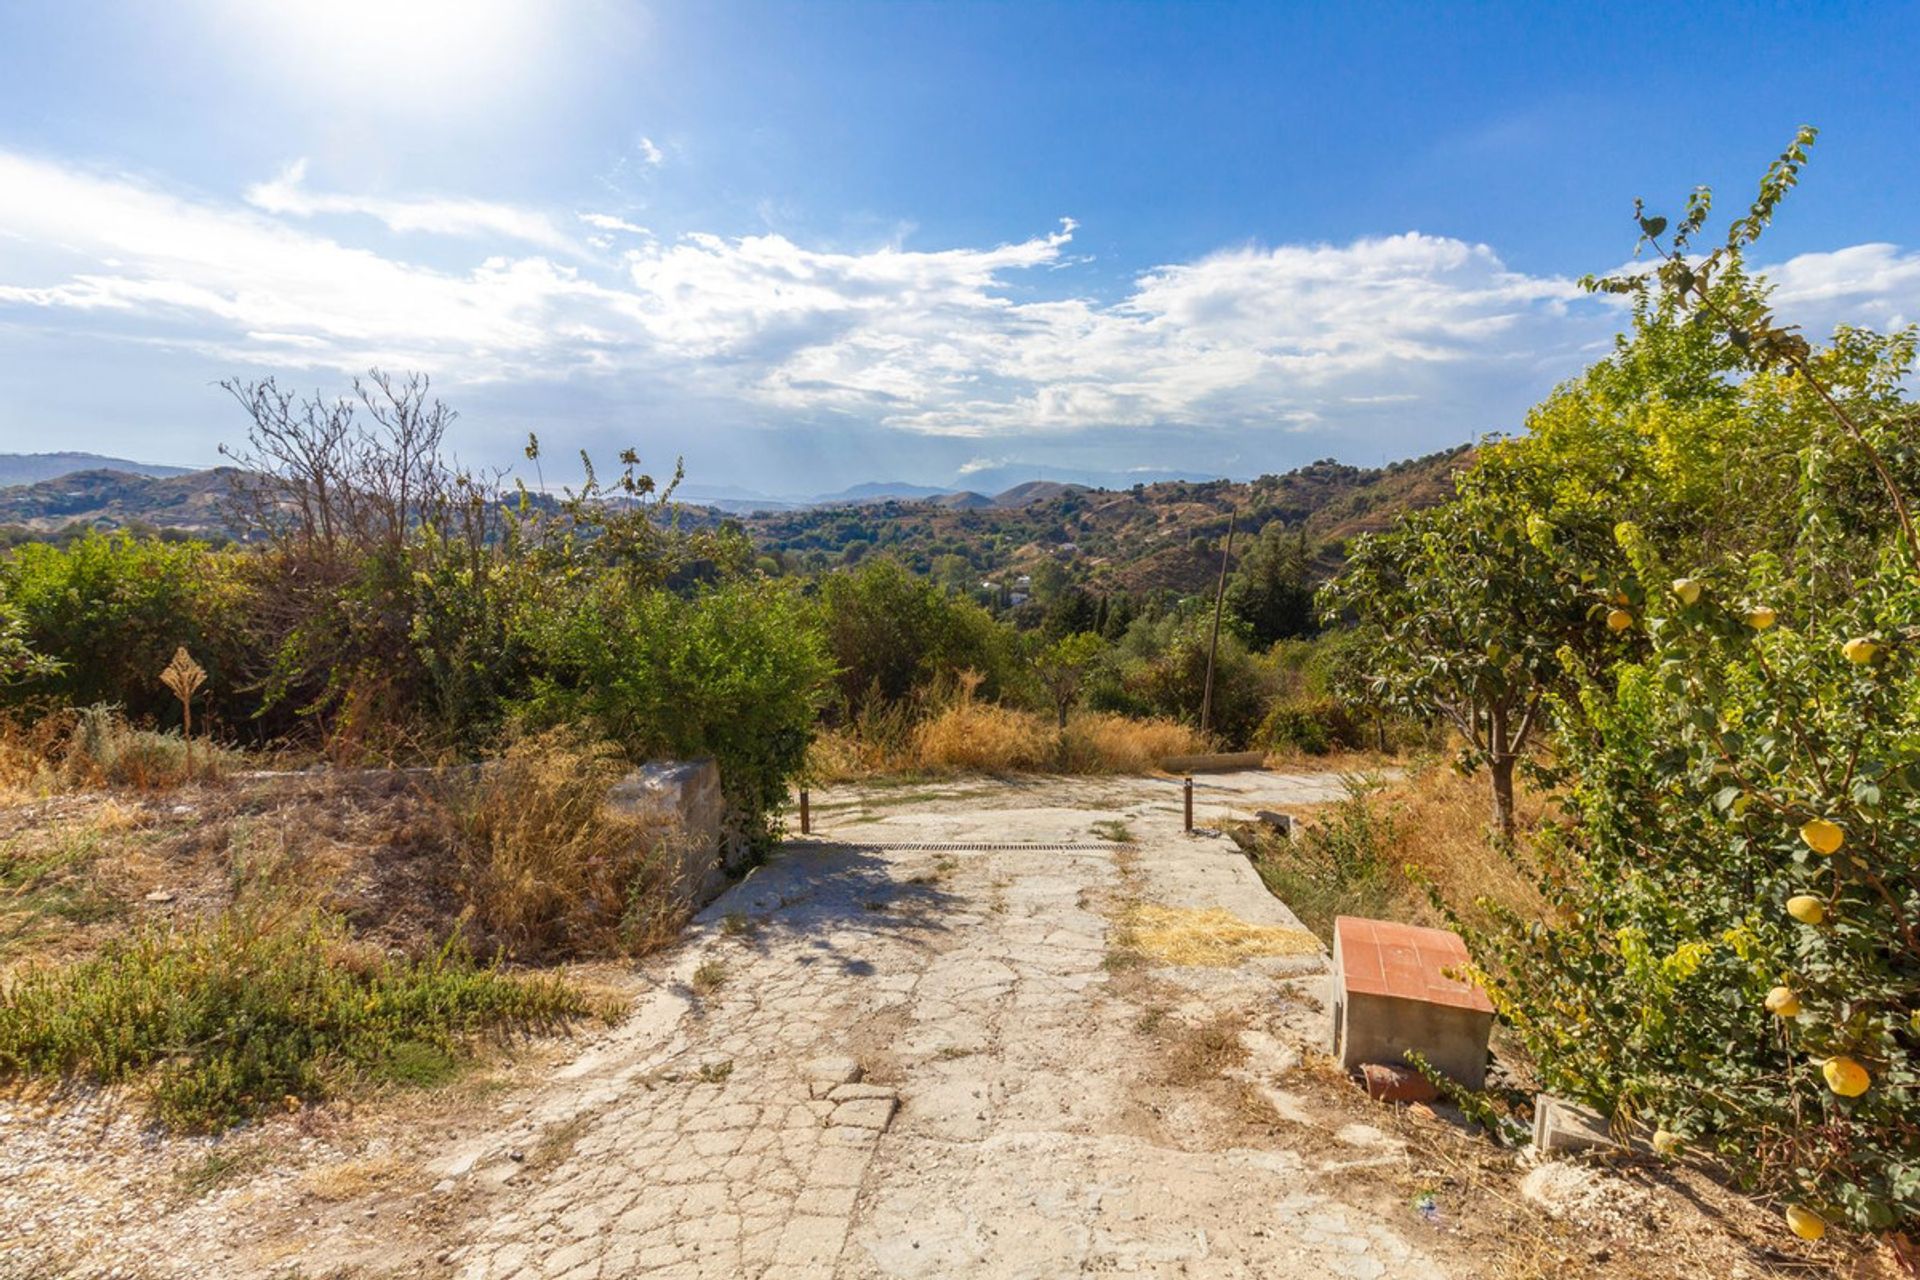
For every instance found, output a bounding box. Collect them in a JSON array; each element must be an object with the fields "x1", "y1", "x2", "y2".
[
  {"x1": 1183, "y1": 777, "x2": 1193, "y2": 833},
  {"x1": 800, "y1": 789, "x2": 811, "y2": 835}
]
